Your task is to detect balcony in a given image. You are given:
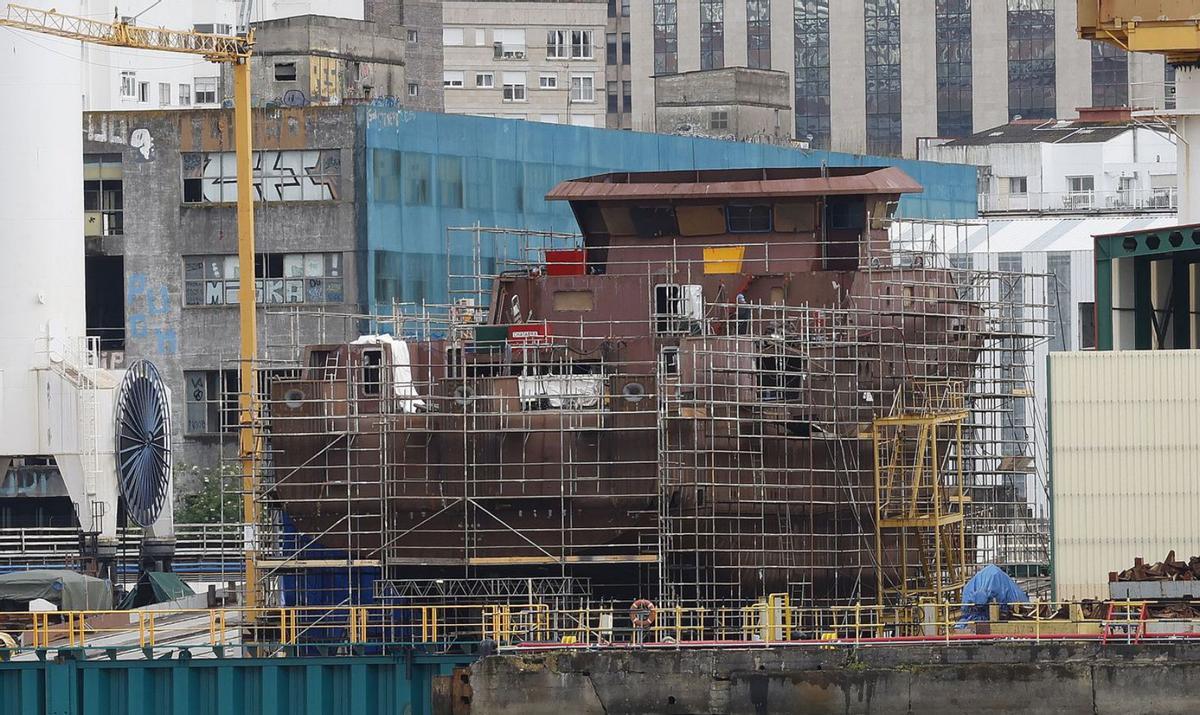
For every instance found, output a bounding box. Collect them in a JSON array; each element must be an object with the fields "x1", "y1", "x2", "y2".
[{"x1": 980, "y1": 188, "x2": 1177, "y2": 215}]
